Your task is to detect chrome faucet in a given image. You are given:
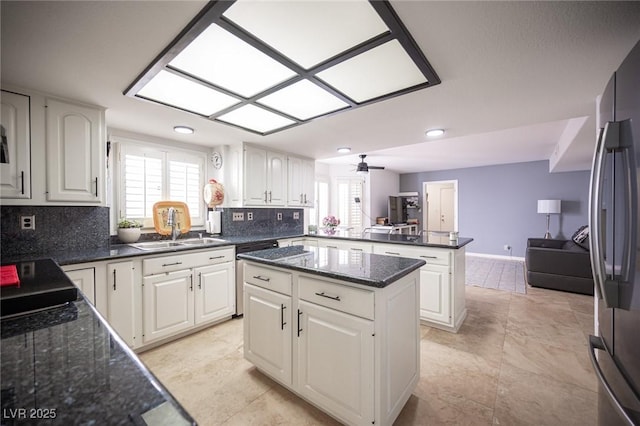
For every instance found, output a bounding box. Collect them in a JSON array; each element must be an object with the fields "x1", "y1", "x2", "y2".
[{"x1": 167, "y1": 207, "x2": 181, "y2": 241}]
